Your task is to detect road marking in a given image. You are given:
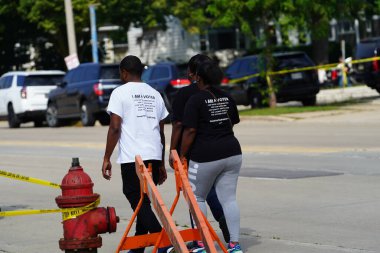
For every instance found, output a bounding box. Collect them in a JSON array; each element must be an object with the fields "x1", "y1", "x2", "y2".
[
  {"x1": 0, "y1": 140, "x2": 104, "y2": 149},
  {"x1": 0, "y1": 140, "x2": 379, "y2": 154},
  {"x1": 241, "y1": 146, "x2": 380, "y2": 153}
]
